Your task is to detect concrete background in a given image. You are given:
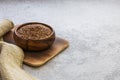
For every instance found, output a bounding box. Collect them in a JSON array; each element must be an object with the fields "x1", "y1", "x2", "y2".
[{"x1": 1, "y1": 0, "x2": 120, "y2": 80}]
